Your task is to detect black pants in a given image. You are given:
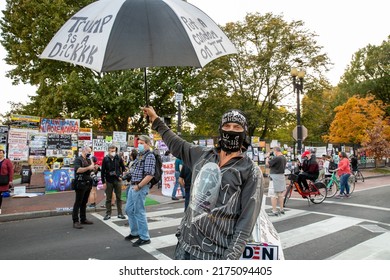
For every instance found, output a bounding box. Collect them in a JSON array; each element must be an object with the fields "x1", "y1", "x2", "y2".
[
  {"x1": 72, "y1": 183, "x2": 92, "y2": 223},
  {"x1": 105, "y1": 180, "x2": 123, "y2": 216},
  {"x1": 297, "y1": 172, "x2": 317, "y2": 190}
]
